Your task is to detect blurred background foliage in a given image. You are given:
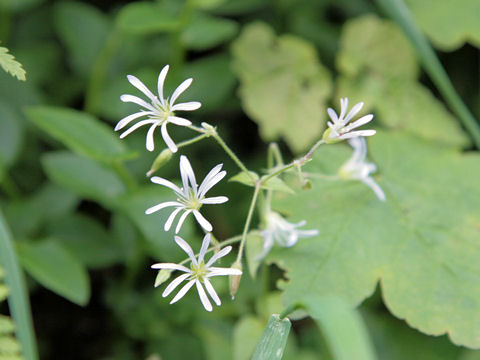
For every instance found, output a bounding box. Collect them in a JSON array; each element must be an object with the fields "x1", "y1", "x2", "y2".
[{"x1": 0, "y1": 0, "x2": 480, "y2": 359}]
